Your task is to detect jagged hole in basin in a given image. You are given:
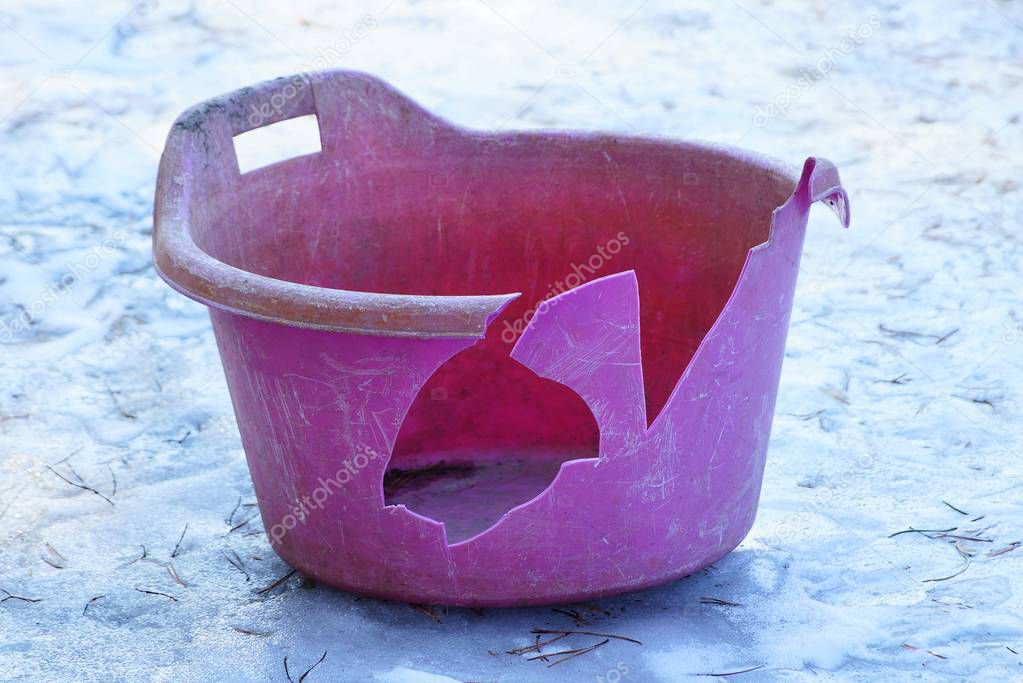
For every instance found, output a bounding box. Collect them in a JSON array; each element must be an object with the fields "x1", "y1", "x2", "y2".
[
  {"x1": 384, "y1": 450, "x2": 588, "y2": 544},
  {"x1": 386, "y1": 337, "x2": 600, "y2": 543}
]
